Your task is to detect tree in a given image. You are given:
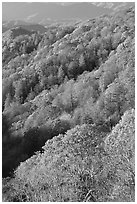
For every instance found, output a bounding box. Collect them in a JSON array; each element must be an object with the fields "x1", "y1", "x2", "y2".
[
  {"x1": 61, "y1": 79, "x2": 76, "y2": 112},
  {"x1": 2, "y1": 78, "x2": 14, "y2": 108},
  {"x1": 103, "y1": 80, "x2": 128, "y2": 119},
  {"x1": 99, "y1": 62, "x2": 118, "y2": 92},
  {"x1": 4, "y1": 93, "x2": 12, "y2": 111},
  {"x1": 58, "y1": 66, "x2": 65, "y2": 83},
  {"x1": 79, "y1": 54, "x2": 86, "y2": 68},
  {"x1": 14, "y1": 79, "x2": 28, "y2": 103},
  {"x1": 112, "y1": 32, "x2": 122, "y2": 49},
  {"x1": 105, "y1": 109, "x2": 135, "y2": 201}
]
